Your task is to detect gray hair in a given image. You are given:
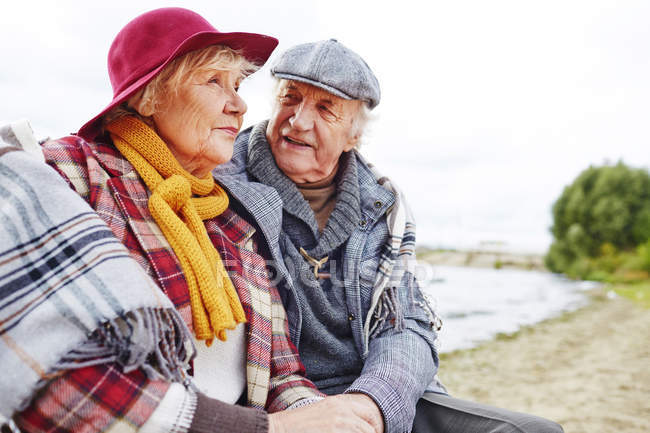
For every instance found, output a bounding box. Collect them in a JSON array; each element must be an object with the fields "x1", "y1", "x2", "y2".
[{"x1": 350, "y1": 102, "x2": 373, "y2": 148}]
